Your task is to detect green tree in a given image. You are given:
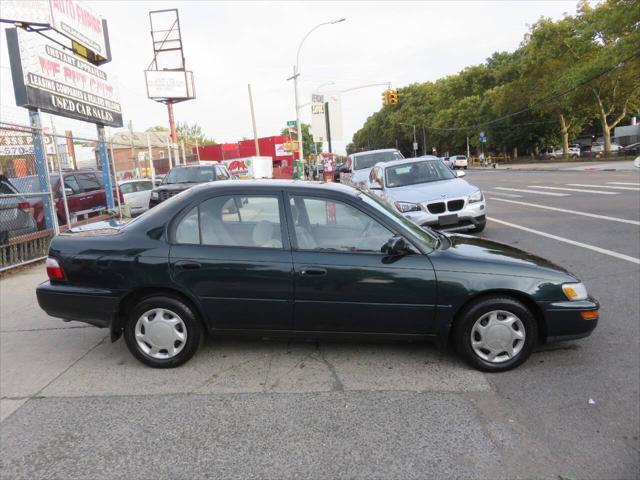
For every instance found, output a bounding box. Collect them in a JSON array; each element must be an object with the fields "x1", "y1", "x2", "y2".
[
  {"x1": 145, "y1": 125, "x2": 168, "y2": 132},
  {"x1": 176, "y1": 122, "x2": 216, "y2": 147},
  {"x1": 280, "y1": 123, "x2": 322, "y2": 160}
]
